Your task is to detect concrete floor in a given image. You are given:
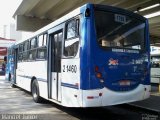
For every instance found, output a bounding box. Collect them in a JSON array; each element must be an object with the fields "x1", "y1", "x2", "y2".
[{"x1": 0, "y1": 76, "x2": 79, "y2": 120}]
